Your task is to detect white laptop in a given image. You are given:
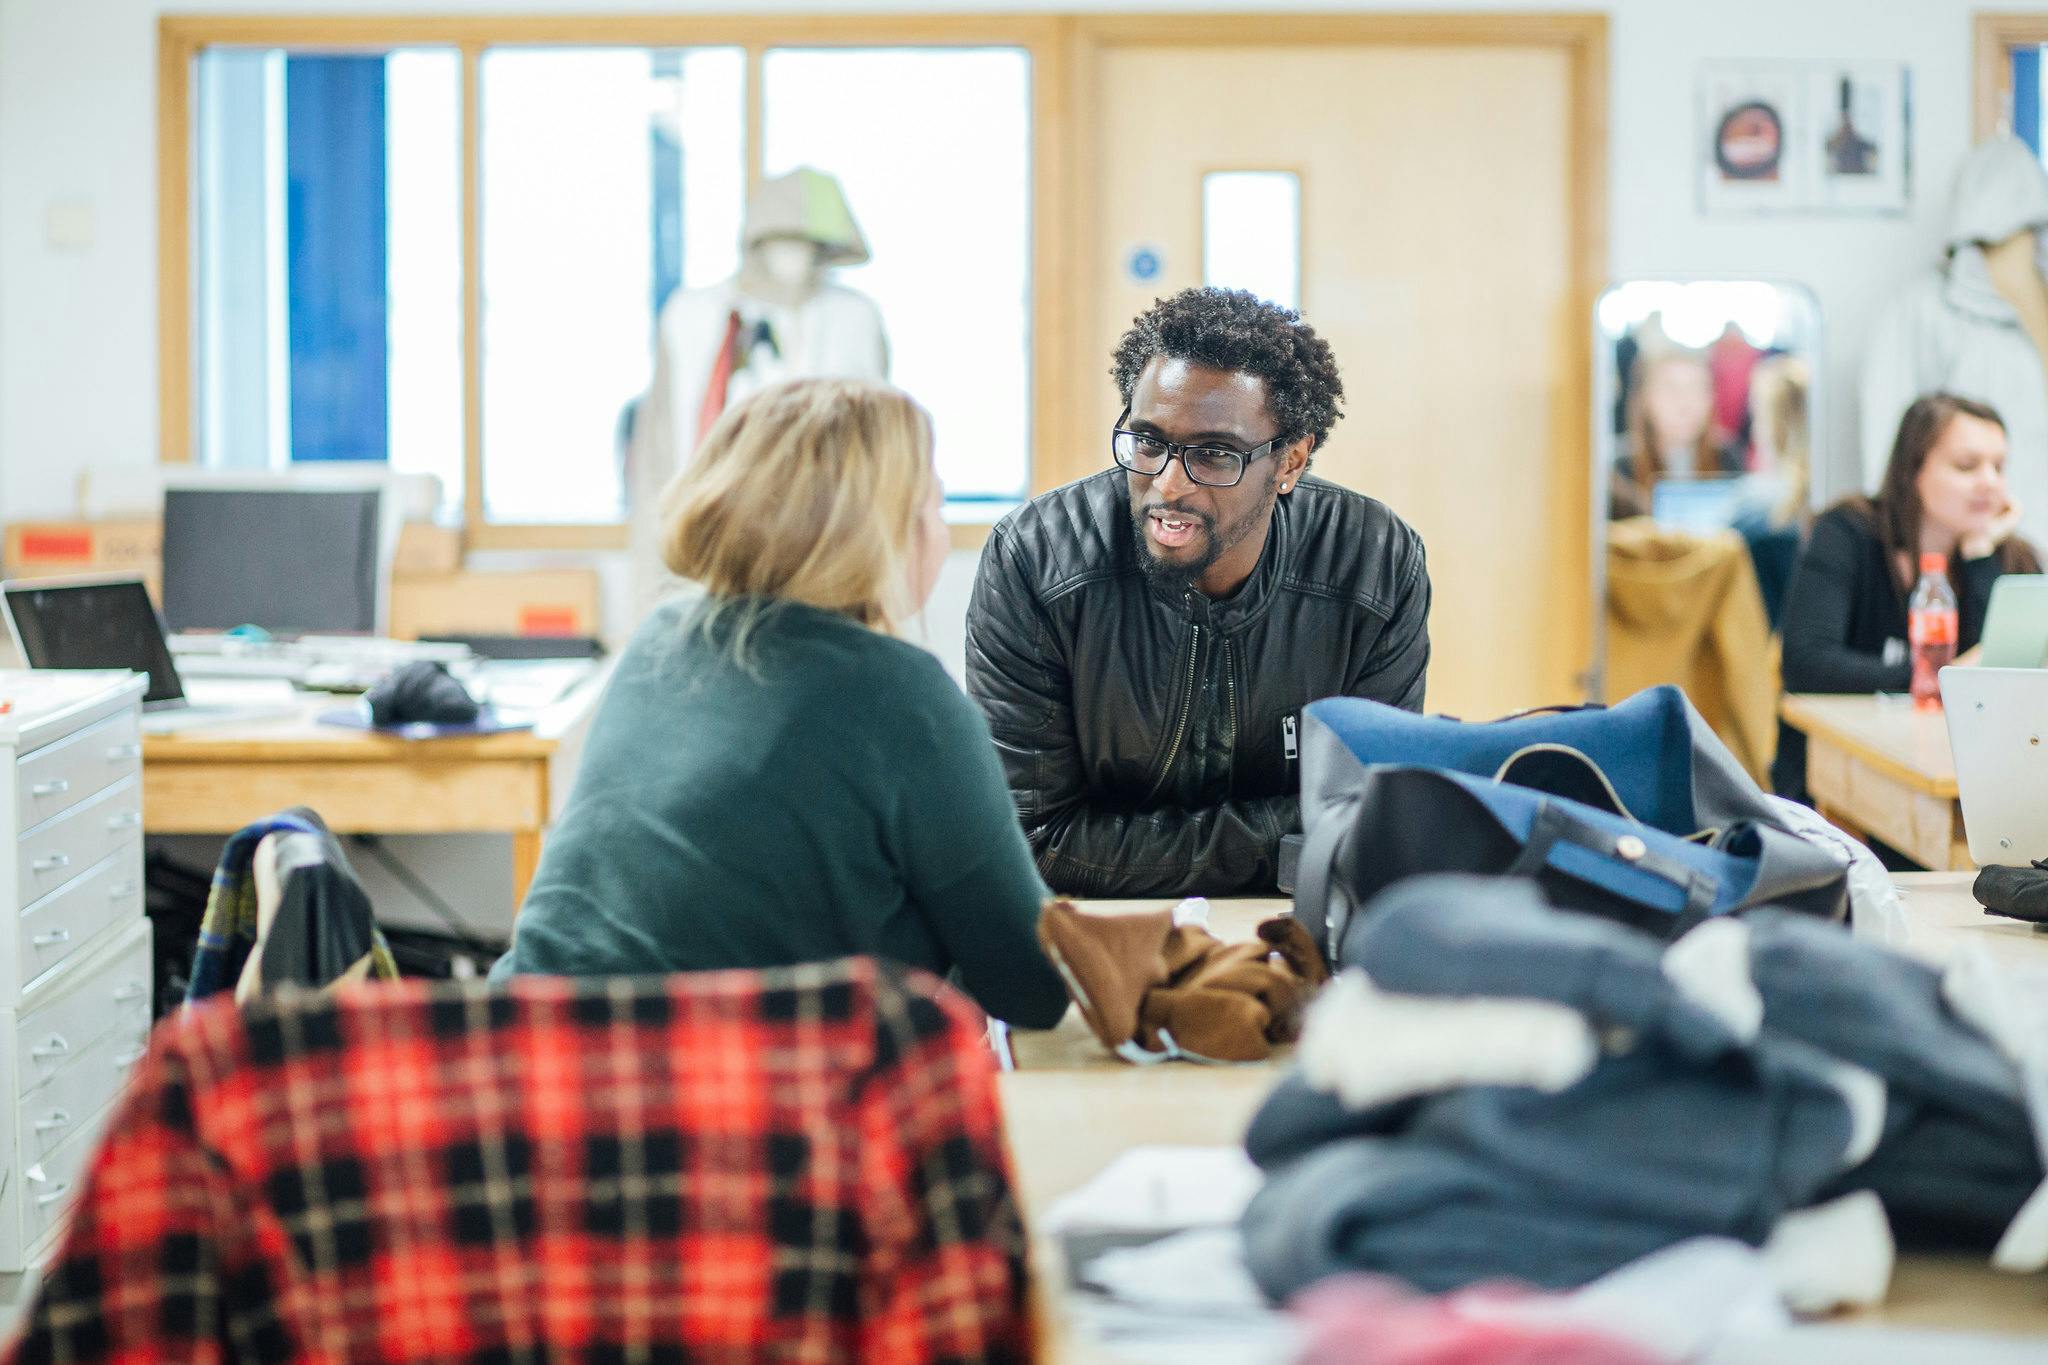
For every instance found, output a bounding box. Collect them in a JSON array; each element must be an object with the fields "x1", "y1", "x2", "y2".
[
  {"x1": 1978, "y1": 575, "x2": 2048, "y2": 669},
  {"x1": 1, "y1": 575, "x2": 300, "y2": 732},
  {"x1": 1940, "y1": 665, "x2": 2048, "y2": 865}
]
